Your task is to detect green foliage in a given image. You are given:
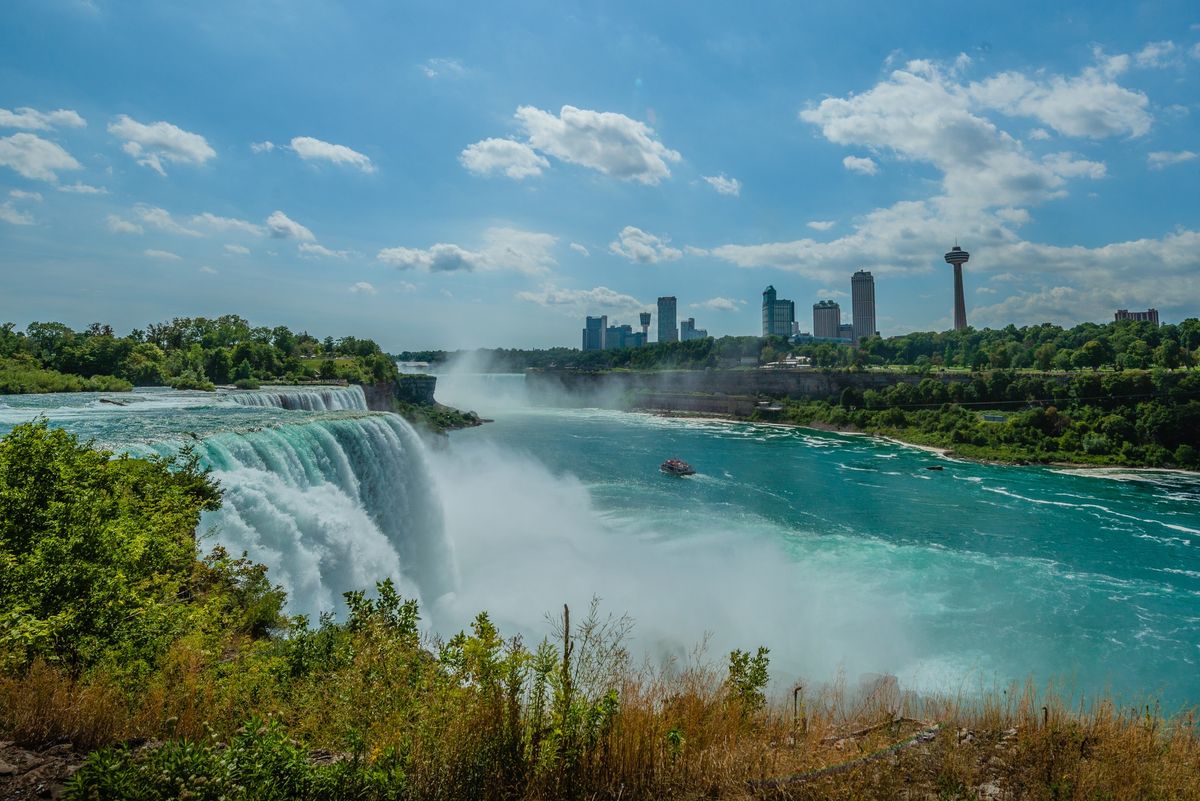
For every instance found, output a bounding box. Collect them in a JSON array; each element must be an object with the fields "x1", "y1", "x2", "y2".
[{"x1": 726, "y1": 647, "x2": 770, "y2": 714}]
